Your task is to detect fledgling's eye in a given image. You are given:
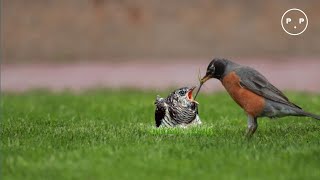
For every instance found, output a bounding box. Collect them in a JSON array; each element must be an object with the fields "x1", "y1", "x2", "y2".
[{"x1": 178, "y1": 90, "x2": 186, "y2": 96}]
